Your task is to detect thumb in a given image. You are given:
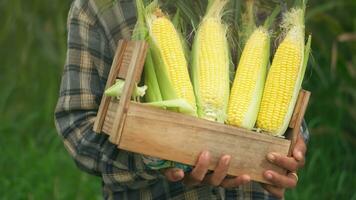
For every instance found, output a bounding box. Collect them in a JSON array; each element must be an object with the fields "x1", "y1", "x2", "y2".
[{"x1": 163, "y1": 168, "x2": 185, "y2": 182}]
